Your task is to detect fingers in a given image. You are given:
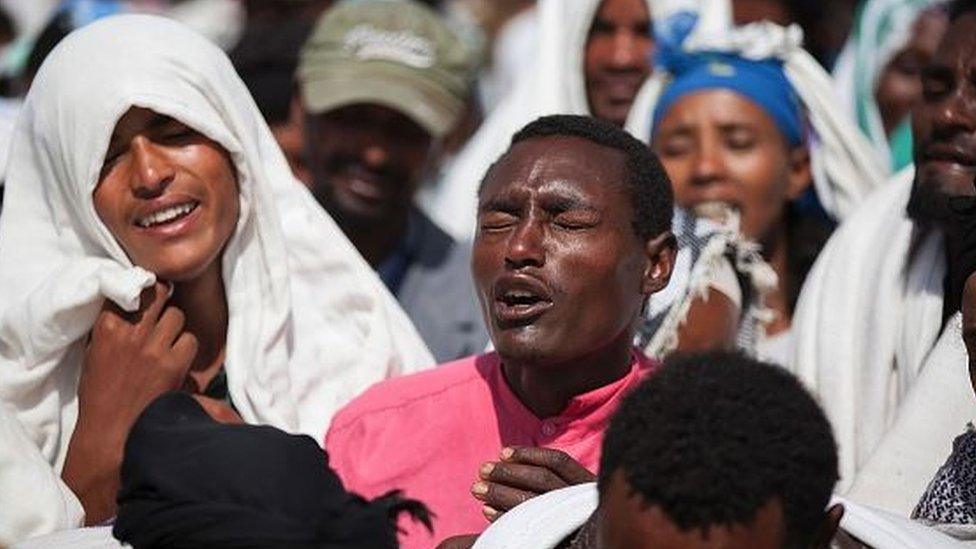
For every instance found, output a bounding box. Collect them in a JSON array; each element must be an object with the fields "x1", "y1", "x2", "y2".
[
  {"x1": 149, "y1": 306, "x2": 186, "y2": 348},
  {"x1": 478, "y1": 460, "x2": 565, "y2": 493},
  {"x1": 171, "y1": 332, "x2": 199, "y2": 376},
  {"x1": 136, "y1": 282, "x2": 171, "y2": 324},
  {"x1": 498, "y1": 447, "x2": 596, "y2": 485},
  {"x1": 471, "y1": 478, "x2": 535, "y2": 514},
  {"x1": 97, "y1": 282, "x2": 170, "y2": 327}
]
